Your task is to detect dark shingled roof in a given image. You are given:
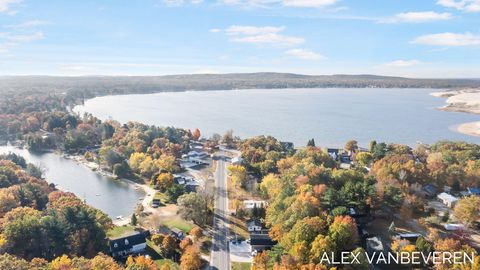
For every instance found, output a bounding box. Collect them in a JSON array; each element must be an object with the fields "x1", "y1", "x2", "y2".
[
  {"x1": 109, "y1": 231, "x2": 150, "y2": 253},
  {"x1": 250, "y1": 234, "x2": 276, "y2": 247}
]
